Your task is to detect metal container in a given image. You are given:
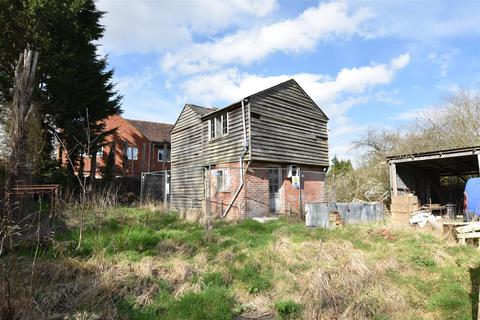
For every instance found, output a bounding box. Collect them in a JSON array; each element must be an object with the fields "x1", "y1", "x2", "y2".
[{"x1": 445, "y1": 203, "x2": 456, "y2": 220}]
